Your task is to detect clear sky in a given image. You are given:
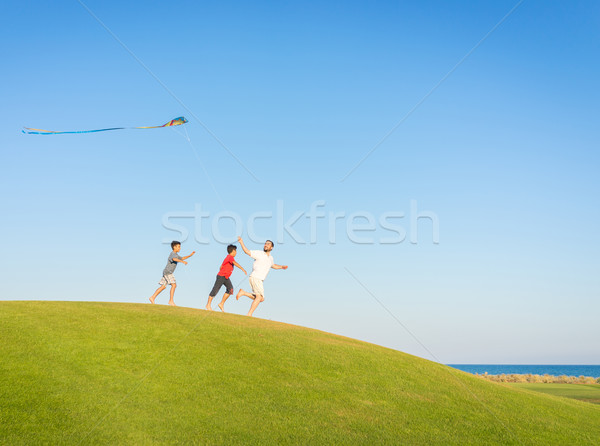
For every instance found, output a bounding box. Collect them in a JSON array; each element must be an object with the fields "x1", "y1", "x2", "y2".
[{"x1": 1, "y1": 1, "x2": 599, "y2": 364}]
